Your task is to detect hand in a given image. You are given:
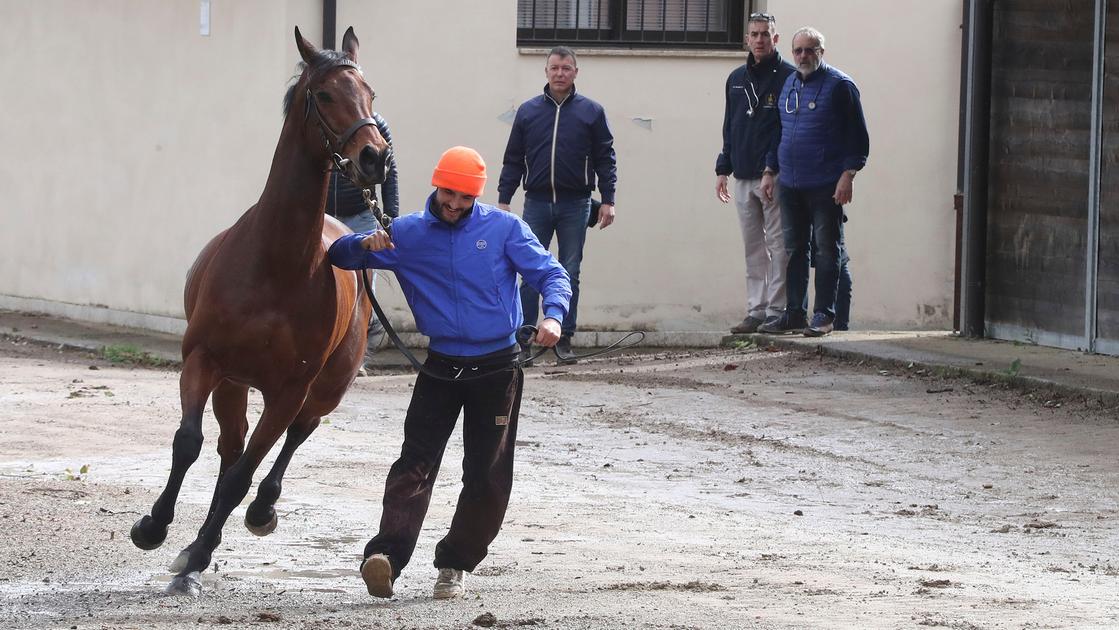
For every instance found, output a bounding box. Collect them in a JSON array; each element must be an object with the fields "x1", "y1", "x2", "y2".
[
  {"x1": 760, "y1": 172, "x2": 776, "y2": 203},
  {"x1": 716, "y1": 175, "x2": 730, "y2": 203},
  {"x1": 535, "y1": 318, "x2": 562, "y2": 347},
  {"x1": 597, "y1": 203, "x2": 616, "y2": 229},
  {"x1": 360, "y1": 230, "x2": 394, "y2": 252},
  {"x1": 833, "y1": 171, "x2": 854, "y2": 205},
  {"x1": 497, "y1": 203, "x2": 511, "y2": 212}
]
